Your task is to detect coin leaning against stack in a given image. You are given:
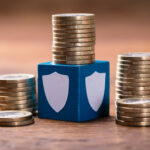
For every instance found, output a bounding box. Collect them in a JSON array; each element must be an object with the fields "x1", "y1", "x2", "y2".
[
  {"x1": 0, "y1": 110, "x2": 34, "y2": 127},
  {"x1": 52, "y1": 13, "x2": 95, "y2": 65},
  {"x1": 0, "y1": 74, "x2": 36, "y2": 113},
  {"x1": 116, "y1": 98, "x2": 150, "y2": 126},
  {"x1": 116, "y1": 52, "x2": 150, "y2": 99}
]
